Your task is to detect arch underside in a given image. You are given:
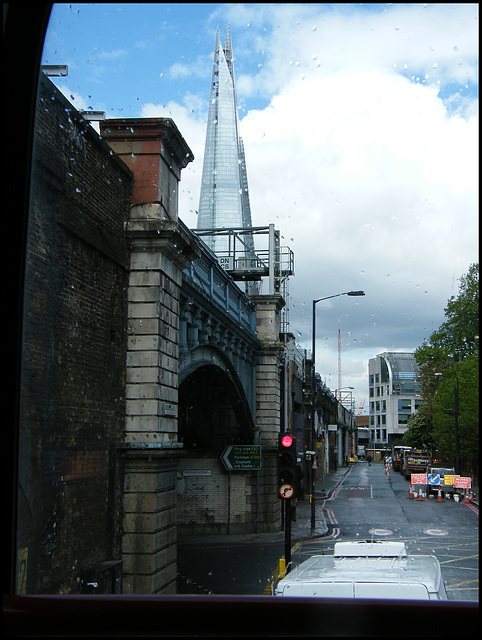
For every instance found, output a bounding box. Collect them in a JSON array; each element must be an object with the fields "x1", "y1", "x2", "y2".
[{"x1": 179, "y1": 346, "x2": 256, "y2": 453}]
